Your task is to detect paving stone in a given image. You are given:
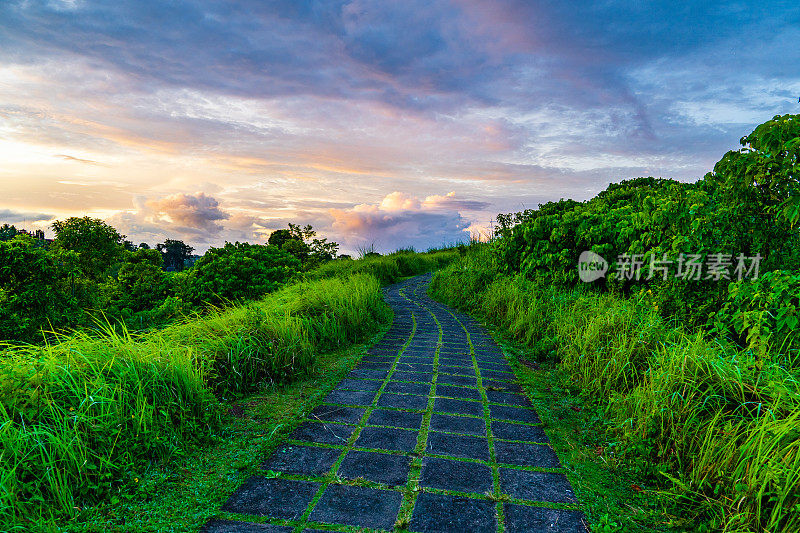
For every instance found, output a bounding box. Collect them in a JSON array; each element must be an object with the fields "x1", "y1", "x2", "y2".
[
  {"x1": 479, "y1": 363, "x2": 514, "y2": 373},
  {"x1": 426, "y1": 431, "x2": 490, "y2": 461},
  {"x1": 486, "y1": 390, "x2": 532, "y2": 407},
  {"x1": 322, "y1": 389, "x2": 377, "y2": 406},
  {"x1": 362, "y1": 355, "x2": 396, "y2": 362},
  {"x1": 201, "y1": 519, "x2": 293, "y2": 532},
  {"x1": 337, "y1": 450, "x2": 412, "y2": 486},
  {"x1": 438, "y1": 364, "x2": 475, "y2": 376},
  {"x1": 377, "y1": 392, "x2": 429, "y2": 411},
  {"x1": 439, "y1": 354, "x2": 473, "y2": 362},
  {"x1": 495, "y1": 440, "x2": 561, "y2": 468},
  {"x1": 489, "y1": 404, "x2": 542, "y2": 424},
  {"x1": 430, "y1": 413, "x2": 486, "y2": 436},
  {"x1": 401, "y1": 349, "x2": 434, "y2": 357},
  {"x1": 309, "y1": 405, "x2": 366, "y2": 425},
  {"x1": 437, "y1": 373, "x2": 478, "y2": 387},
  {"x1": 365, "y1": 347, "x2": 397, "y2": 354},
  {"x1": 367, "y1": 408, "x2": 423, "y2": 430},
  {"x1": 436, "y1": 384, "x2": 481, "y2": 400},
  {"x1": 356, "y1": 361, "x2": 393, "y2": 370},
  {"x1": 355, "y1": 426, "x2": 419, "y2": 452},
  {"x1": 396, "y1": 362, "x2": 435, "y2": 373},
  {"x1": 212, "y1": 274, "x2": 583, "y2": 533},
  {"x1": 289, "y1": 422, "x2": 354, "y2": 445},
  {"x1": 261, "y1": 444, "x2": 340, "y2": 476},
  {"x1": 492, "y1": 421, "x2": 549, "y2": 443},
  {"x1": 334, "y1": 379, "x2": 383, "y2": 392},
  {"x1": 433, "y1": 397, "x2": 484, "y2": 417},
  {"x1": 392, "y1": 370, "x2": 432, "y2": 382},
  {"x1": 384, "y1": 381, "x2": 430, "y2": 396},
  {"x1": 420, "y1": 457, "x2": 493, "y2": 494},
  {"x1": 504, "y1": 504, "x2": 587, "y2": 532},
  {"x1": 309, "y1": 484, "x2": 403, "y2": 530},
  {"x1": 480, "y1": 369, "x2": 515, "y2": 380},
  {"x1": 499, "y1": 469, "x2": 577, "y2": 503},
  {"x1": 221, "y1": 477, "x2": 318, "y2": 518},
  {"x1": 347, "y1": 368, "x2": 389, "y2": 380},
  {"x1": 410, "y1": 492, "x2": 497, "y2": 533},
  {"x1": 482, "y1": 379, "x2": 523, "y2": 393}
]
